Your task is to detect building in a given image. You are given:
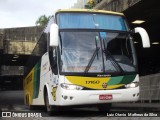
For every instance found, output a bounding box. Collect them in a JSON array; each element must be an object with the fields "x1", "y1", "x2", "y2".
[{"x1": 72, "y1": 0, "x2": 89, "y2": 9}]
